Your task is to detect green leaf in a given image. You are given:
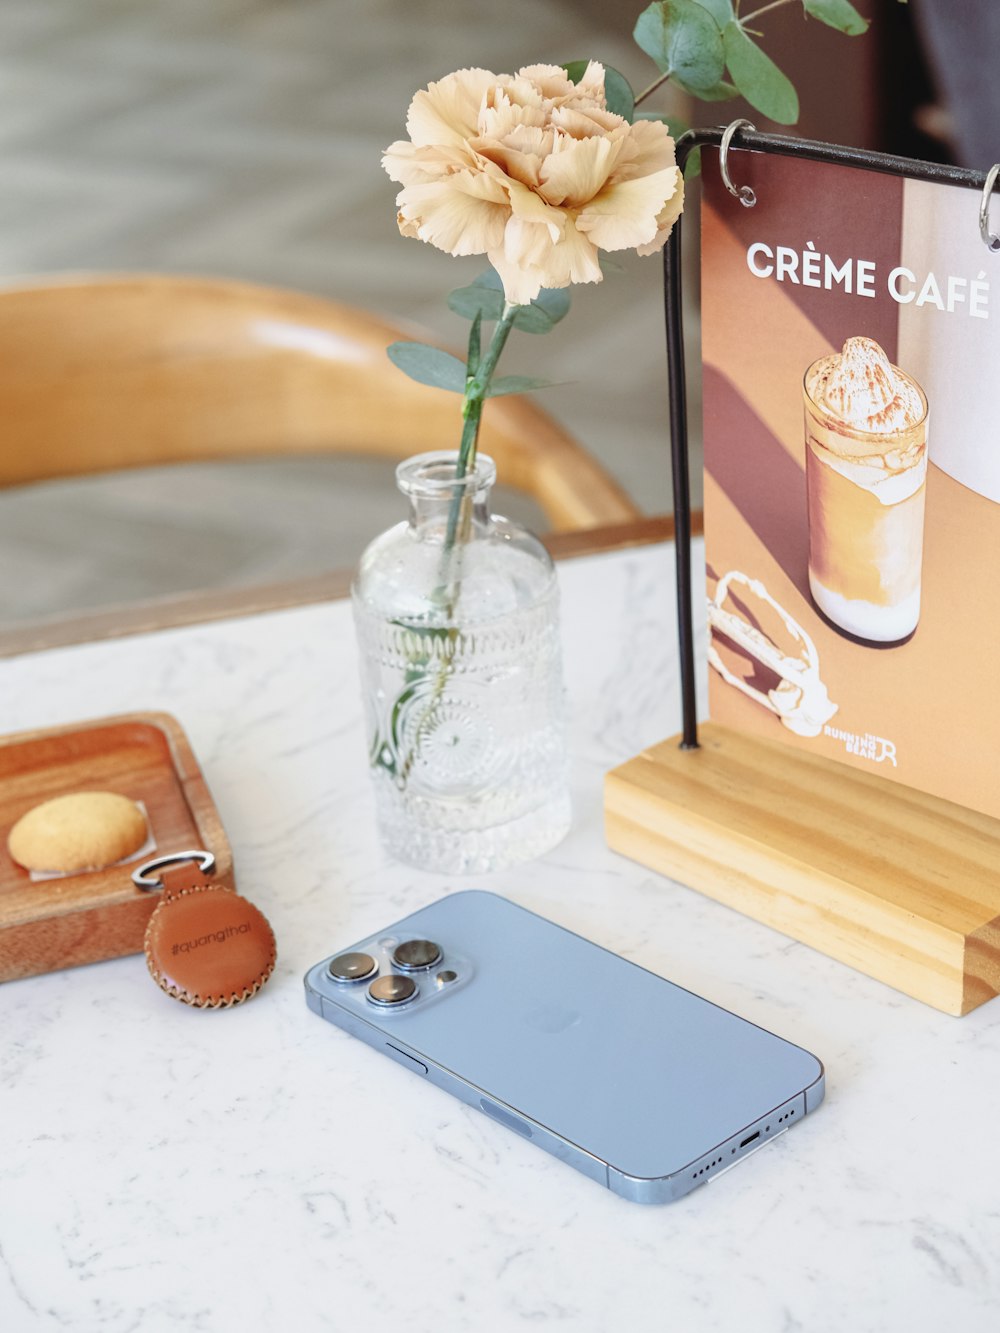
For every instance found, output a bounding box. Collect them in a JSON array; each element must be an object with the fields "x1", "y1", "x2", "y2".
[
  {"x1": 486, "y1": 374, "x2": 559, "y2": 398},
  {"x1": 510, "y1": 305, "x2": 556, "y2": 334},
  {"x1": 447, "y1": 278, "x2": 504, "y2": 325},
  {"x1": 529, "y1": 286, "x2": 571, "y2": 325},
  {"x1": 803, "y1": 0, "x2": 869, "y2": 36},
  {"x1": 387, "y1": 342, "x2": 468, "y2": 393},
  {"x1": 562, "y1": 60, "x2": 636, "y2": 122},
  {"x1": 633, "y1": 1, "x2": 726, "y2": 95},
  {"x1": 692, "y1": 0, "x2": 734, "y2": 25},
  {"x1": 684, "y1": 146, "x2": 702, "y2": 178},
  {"x1": 723, "y1": 21, "x2": 799, "y2": 124},
  {"x1": 693, "y1": 78, "x2": 739, "y2": 101},
  {"x1": 448, "y1": 269, "x2": 570, "y2": 335}
]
